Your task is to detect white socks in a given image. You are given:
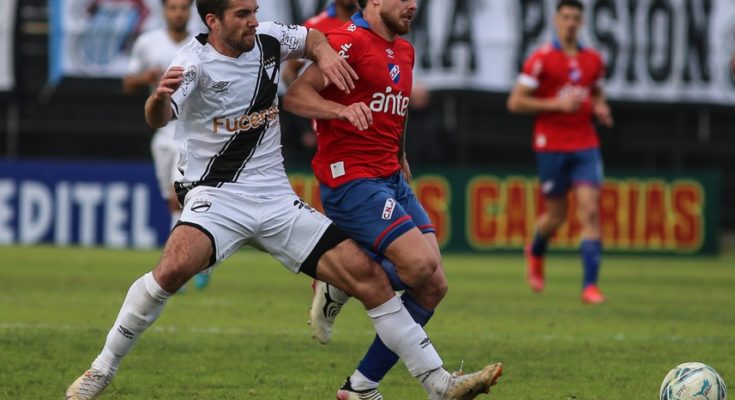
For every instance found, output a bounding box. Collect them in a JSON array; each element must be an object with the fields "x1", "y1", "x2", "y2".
[
  {"x1": 349, "y1": 369, "x2": 379, "y2": 391},
  {"x1": 327, "y1": 282, "x2": 351, "y2": 304},
  {"x1": 367, "y1": 296, "x2": 443, "y2": 377},
  {"x1": 91, "y1": 272, "x2": 172, "y2": 376}
]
